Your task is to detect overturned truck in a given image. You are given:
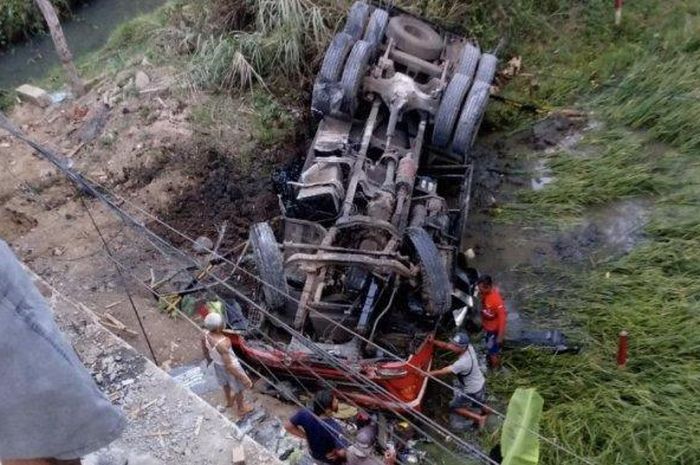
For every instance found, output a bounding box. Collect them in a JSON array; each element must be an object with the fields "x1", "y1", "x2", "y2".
[{"x1": 229, "y1": 2, "x2": 497, "y2": 412}]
